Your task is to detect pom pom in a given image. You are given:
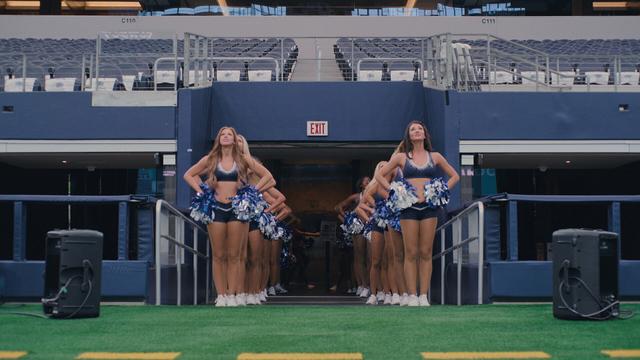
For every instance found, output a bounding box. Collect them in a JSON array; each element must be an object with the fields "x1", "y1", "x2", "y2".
[
  {"x1": 273, "y1": 222, "x2": 292, "y2": 243},
  {"x1": 340, "y1": 211, "x2": 365, "y2": 236},
  {"x1": 280, "y1": 245, "x2": 291, "y2": 269},
  {"x1": 372, "y1": 199, "x2": 391, "y2": 228},
  {"x1": 189, "y1": 183, "x2": 216, "y2": 224},
  {"x1": 386, "y1": 178, "x2": 418, "y2": 212},
  {"x1": 387, "y1": 212, "x2": 402, "y2": 233},
  {"x1": 363, "y1": 220, "x2": 374, "y2": 241},
  {"x1": 424, "y1": 177, "x2": 450, "y2": 208},
  {"x1": 258, "y1": 212, "x2": 278, "y2": 239},
  {"x1": 230, "y1": 185, "x2": 269, "y2": 221}
]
